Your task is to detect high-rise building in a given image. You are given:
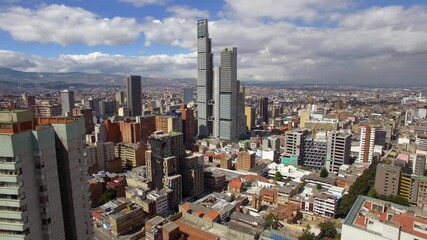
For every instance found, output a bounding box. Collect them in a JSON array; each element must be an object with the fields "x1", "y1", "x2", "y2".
[
  {"x1": 245, "y1": 106, "x2": 255, "y2": 130},
  {"x1": 99, "y1": 100, "x2": 118, "y2": 116},
  {"x1": 183, "y1": 88, "x2": 193, "y2": 104},
  {"x1": 413, "y1": 154, "x2": 426, "y2": 176},
  {"x1": 60, "y1": 90, "x2": 75, "y2": 116},
  {"x1": 259, "y1": 97, "x2": 269, "y2": 124},
  {"x1": 145, "y1": 131, "x2": 185, "y2": 196},
  {"x1": 303, "y1": 133, "x2": 327, "y2": 170},
  {"x1": 115, "y1": 142, "x2": 145, "y2": 168},
  {"x1": 73, "y1": 108, "x2": 94, "y2": 133},
  {"x1": 115, "y1": 91, "x2": 125, "y2": 106},
  {"x1": 375, "y1": 164, "x2": 402, "y2": 196},
  {"x1": 22, "y1": 94, "x2": 36, "y2": 108},
  {"x1": 217, "y1": 47, "x2": 240, "y2": 141},
  {"x1": 126, "y1": 75, "x2": 142, "y2": 117},
  {"x1": 196, "y1": 19, "x2": 213, "y2": 138},
  {"x1": 0, "y1": 110, "x2": 67, "y2": 239},
  {"x1": 359, "y1": 125, "x2": 386, "y2": 163},
  {"x1": 181, "y1": 104, "x2": 197, "y2": 147},
  {"x1": 326, "y1": 131, "x2": 352, "y2": 173},
  {"x1": 284, "y1": 129, "x2": 309, "y2": 164},
  {"x1": 84, "y1": 98, "x2": 101, "y2": 115}
]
